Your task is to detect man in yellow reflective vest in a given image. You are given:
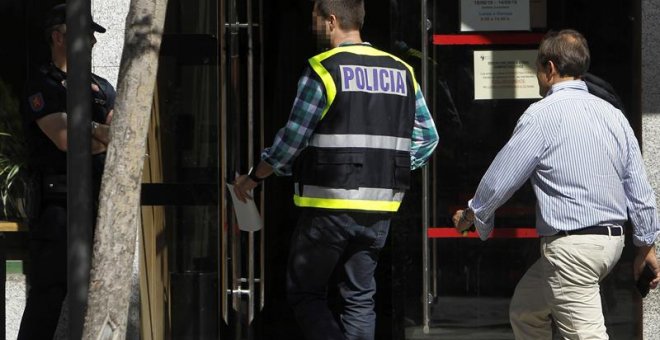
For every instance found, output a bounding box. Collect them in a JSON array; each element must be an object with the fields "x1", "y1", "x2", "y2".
[{"x1": 234, "y1": 0, "x2": 438, "y2": 339}]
